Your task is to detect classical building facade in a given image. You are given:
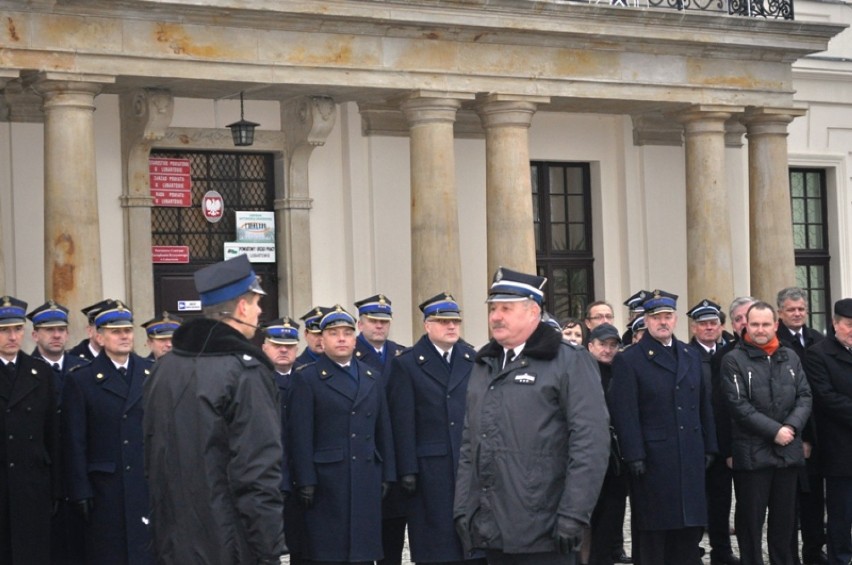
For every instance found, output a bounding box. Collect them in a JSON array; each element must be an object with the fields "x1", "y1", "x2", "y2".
[{"x1": 0, "y1": 0, "x2": 849, "y2": 347}]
